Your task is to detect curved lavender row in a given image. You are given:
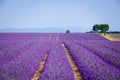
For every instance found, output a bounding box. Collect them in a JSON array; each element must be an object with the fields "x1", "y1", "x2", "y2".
[
  {"x1": 77, "y1": 41, "x2": 120, "y2": 70},
  {"x1": 71, "y1": 33, "x2": 108, "y2": 41},
  {"x1": 95, "y1": 41, "x2": 120, "y2": 52},
  {"x1": 64, "y1": 42, "x2": 120, "y2": 80},
  {"x1": 57, "y1": 33, "x2": 108, "y2": 41},
  {"x1": 80, "y1": 41, "x2": 120, "y2": 52},
  {"x1": 39, "y1": 43, "x2": 75, "y2": 80},
  {"x1": 102, "y1": 41, "x2": 120, "y2": 52},
  {"x1": 0, "y1": 33, "x2": 108, "y2": 42},
  {"x1": 0, "y1": 41, "x2": 51, "y2": 80},
  {"x1": 88, "y1": 41, "x2": 120, "y2": 53},
  {"x1": 58, "y1": 33, "x2": 74, "y2": 41}
]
